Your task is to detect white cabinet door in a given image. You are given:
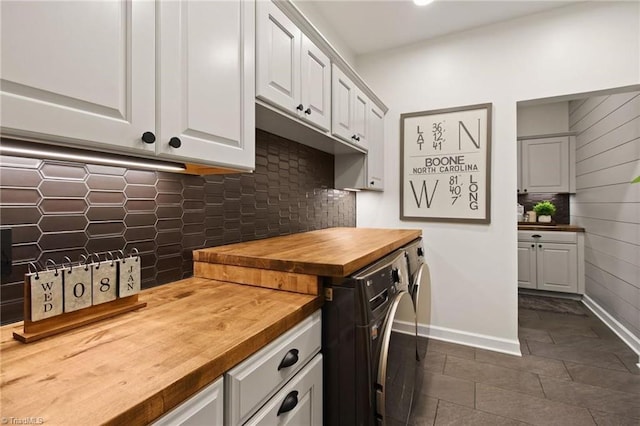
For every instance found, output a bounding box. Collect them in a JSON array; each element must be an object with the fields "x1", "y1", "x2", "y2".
[
  {"x1": 300, "y1": 35, "x2": 331, "y2": 132},
  {"x1": 517, "y1": 242, "x2": 537, "y2": 289},
  {"x1": 256, "y1": 1, "x2": 301, "y2": 116},
  {"x1": 353, "y1": 89, "x2": 369, "y2": 150},
  {"x1": 537, "y1": 243, "x2": 578, "y2": 293},
  {"x1": 331, "y1": 64, "x2": 356, "y2": 143},
  {"x1": 516, "y1": 140, "x2": 523, "y2": 193},
  {"x1": 158, "y1": 0, "x2": 255, "y2": 170},
  {"x1": 521, "y1": 136, "x2": 570, "y2": 193},
  {"x1": 367, "y1": 104, "x2": 384, "y2": 190},
  {"x1": 152, "y1": 376, "x2": 224, "y2": 426},
  {"x1": 245, "y1": 354, "x2": 322, "y2": 426},
  {"x1": 0, "y1": 0, "x2": 155, "y2": 154}
]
